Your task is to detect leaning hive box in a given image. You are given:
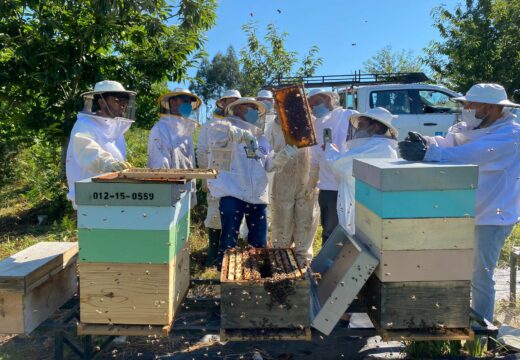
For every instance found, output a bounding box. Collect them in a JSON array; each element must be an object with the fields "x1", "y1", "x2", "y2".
[
  {"x1": 220, "y1": 248, "x2": 310, "y2": 330},
  {"x1": 353, "y1": 159, "x2": 478, "y2": 330},
  {"x1": 75, "y1": 176, "x2": 192, "y2": 325}
]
